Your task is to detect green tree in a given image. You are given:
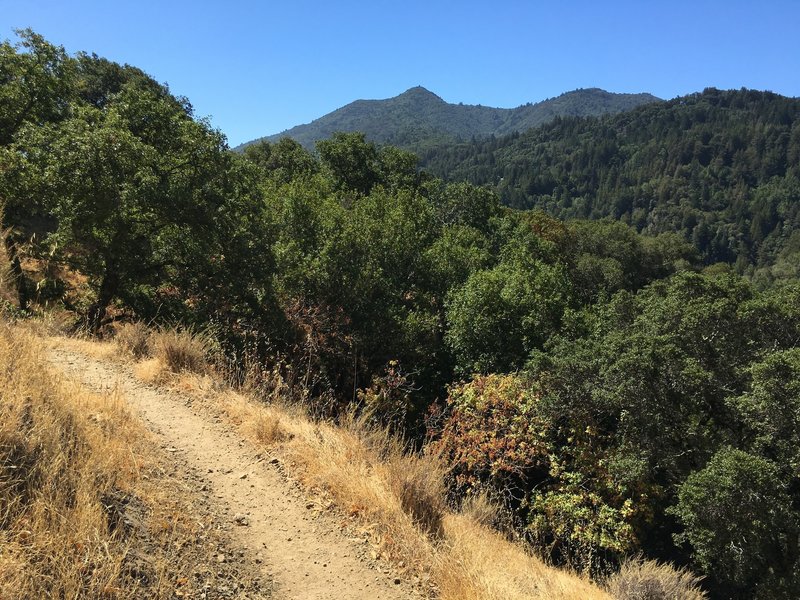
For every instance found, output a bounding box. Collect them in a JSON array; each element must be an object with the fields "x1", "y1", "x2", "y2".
[
  {"x1": 0, "y1": 29, "x2": 73, "y2": 145},
  {"x1": 670, "y1": 448, "x2": 799, "y2": 598},
  {"x1": 0, "y1": 29, "x2": 74, "y2": 309},
  {"x1": 243, "y1": 137, "x2": 318, "y2": 185},
  {"x1": 20, "y1": 78, "x2": 236, "y2": 329},
  {"x1": 446, "y1": 259, "x2": 569, "y2": 374},
  {"x1": 316, "y1": 132, "x2": 381, "y2": 195}
]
